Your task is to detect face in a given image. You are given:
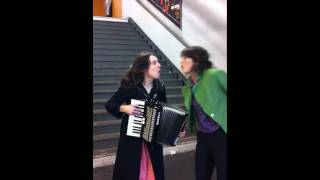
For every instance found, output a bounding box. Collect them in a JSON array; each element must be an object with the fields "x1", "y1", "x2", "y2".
[
  {"x1": 180, "y1": 56, "x2": 194, "y2": 75},
  {"x1": 145, "y1": 55, "x2": 161, "y2": 79}
]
